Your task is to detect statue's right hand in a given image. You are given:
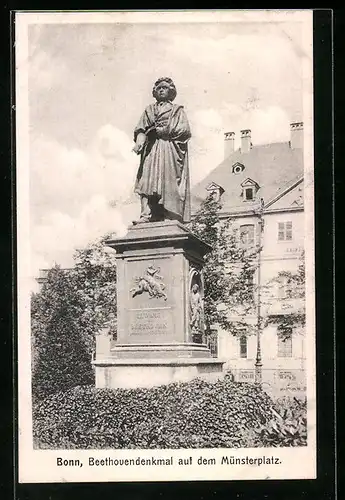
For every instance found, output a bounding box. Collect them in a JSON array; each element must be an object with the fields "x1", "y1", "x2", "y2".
[
  {"x1": 133, "y1": 132, "x2": 147, "y2": 154},
  {"x1": 132, "y1": 143, "x2": 143, "y2": 154}
]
